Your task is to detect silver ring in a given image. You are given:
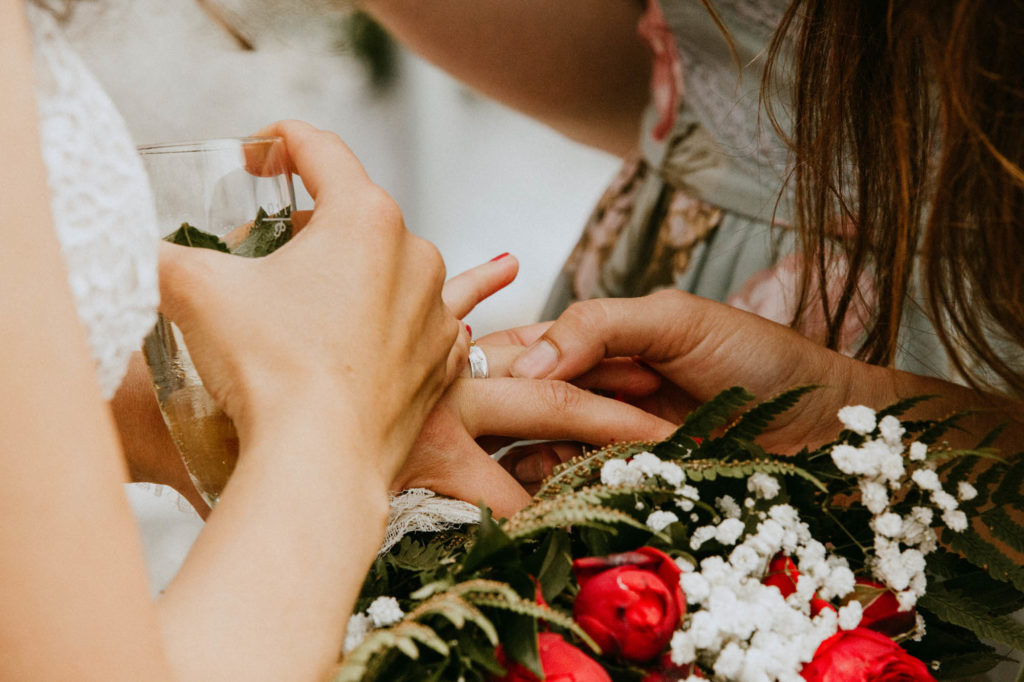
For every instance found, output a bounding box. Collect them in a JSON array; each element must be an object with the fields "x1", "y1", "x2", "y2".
[{"x1": 468, "y1": 344, "x2": 489, "y2": 379}]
